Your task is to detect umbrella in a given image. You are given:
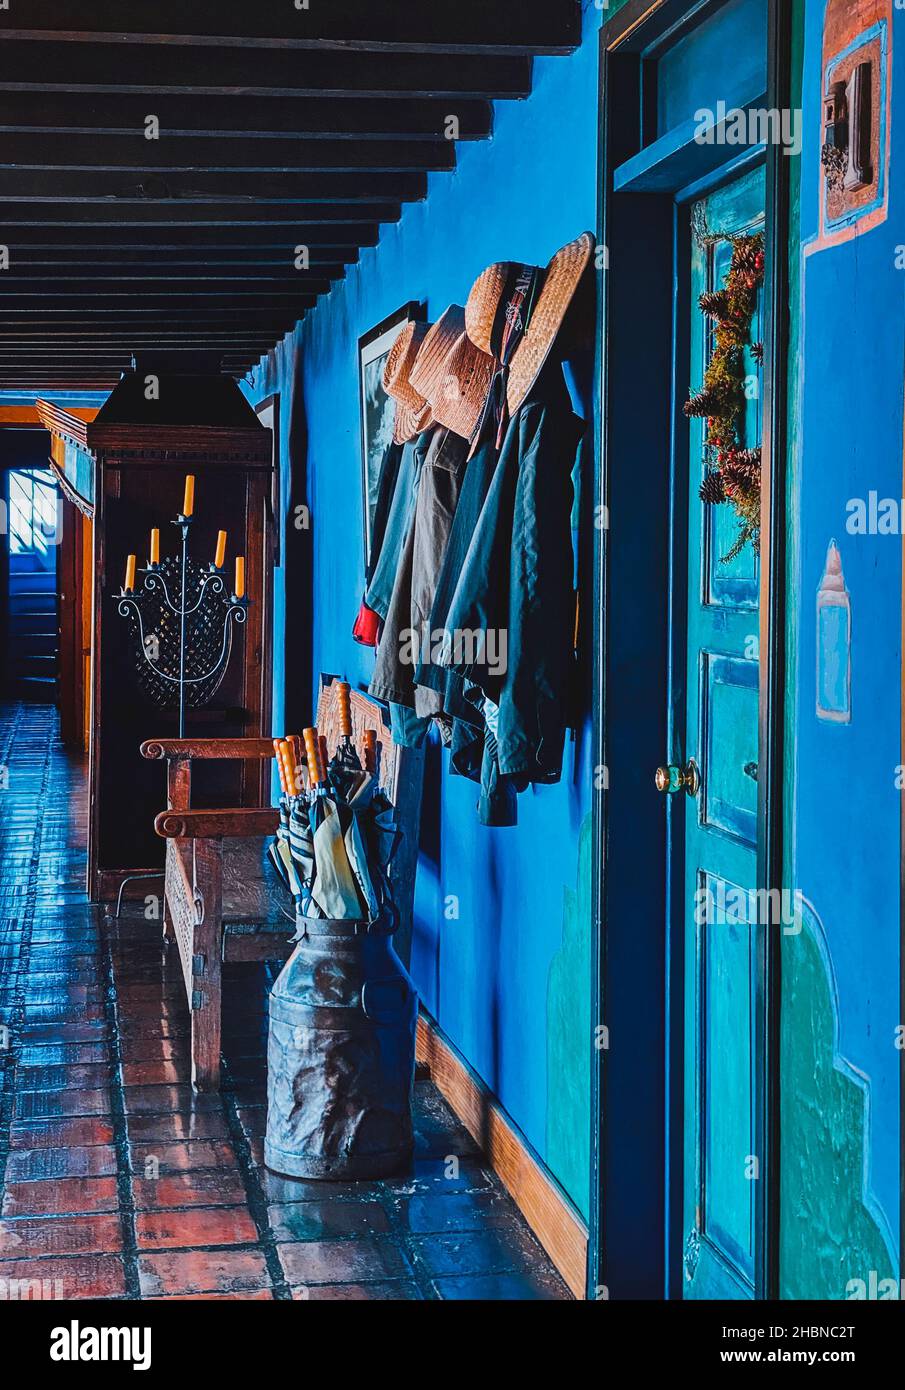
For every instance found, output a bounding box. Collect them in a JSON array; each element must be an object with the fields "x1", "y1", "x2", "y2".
[
  {"x1": 280, "y1": 735, "x2": 323, "y2": 921},
  {"x1": 342, "y1": 771, "x2": 400, "y2": 929},
  {"x1": 270, "y1": 738, "x2": 306, "y2": 915},
  {"x1": 324, "y1": 681, "x2": 371, "y2": 810},
  {"x1": 268, "y1": 710, "x2": 402, "y2": 930},
  {"x1": 303, "y1": 726, "x2": 366, "y2": 921}
]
